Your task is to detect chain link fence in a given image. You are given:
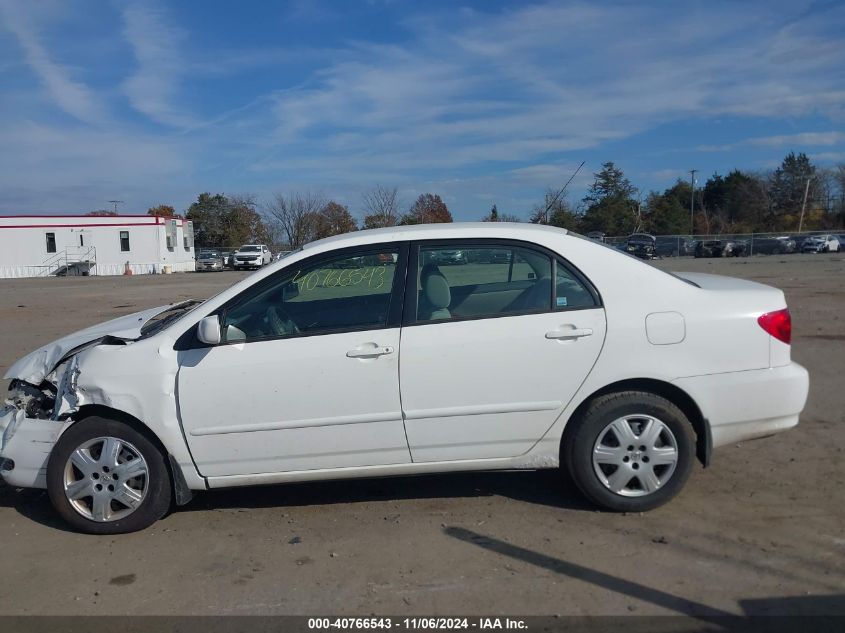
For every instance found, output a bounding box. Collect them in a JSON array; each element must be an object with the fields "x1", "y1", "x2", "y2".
[{"x1": 601, "y1": 229, "x2": 845, "y2": 257}]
